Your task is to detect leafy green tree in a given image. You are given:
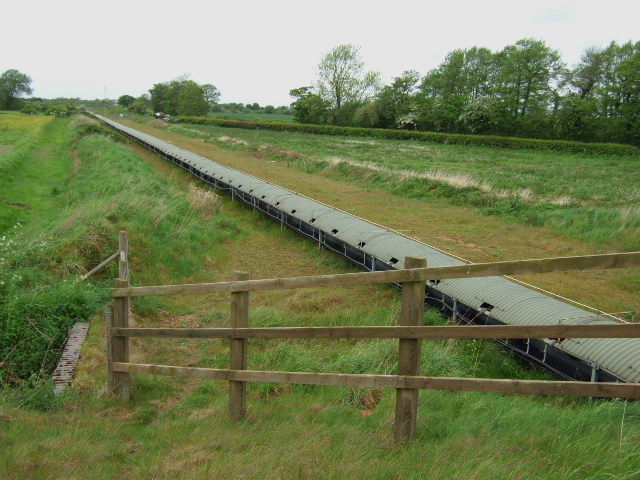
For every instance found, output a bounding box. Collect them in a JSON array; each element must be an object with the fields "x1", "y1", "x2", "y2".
[
  {"x1": 418, "y1": 48, "x2": 497, "y2": 132},
  {"x1": 165, "y1": 77, "x2": 190, "y2": 114},
  {"x1": 571, "y1": 47, "x2": 607, "y2": 99},
  {"x1": 596, "y1": 42, "x2": 627, "y2": 120},
  {"x1": 549, "y1": 65, "x2": 570, "y2": 114},
  {"x1": 317, "y1": 44, "x2": 380, "y2": 124},
  {"x1": 176, "y1": 81, "x2": 209, "y2": 116},
  {"x1": 616, "y1": 41, "x2": 640, "y2": 144},
  {"x1": 117, "y1": 94, "x2": 135, "y2": 107},
  {"x1": 149, "y1": 82, "x2": 171, "y2": 113},
  {"x1": 459, "y1": 97, "x2": 504, "y2": 134},
  {"x1": 553, "y1": 95, "x2": 598, "y2": 141},
  {"x1": 354, "y1": 101, "x2": 380, "y2": 128},
  {"x1": 223, "y1": 102, "x2": 244, "y2": 112},
  {"x1": 568, "y1": 41, "x2": 640, "y2": 143},
  {"x1": 420, "y1": 48, "x2": 495, "y2": 101},
  {"x1": 128, "y1": 96, "x2": 151, "y2": 115},
  {"x1": 44, "y1": 103, "x2": 75, "y2": 117},
  {"x1": 149, "y1": 76, "x2": 209, "y2": 116},
  {"x1": 289, "y1": 86, "x2": 331, "y2": 124},
  {"x1": 376, "y1": 70, "x2": 420, "y2": 128},
  {"x1": 0, "y1": 69, "x2": 33, "y2": 110},
  {"x1": 264, "y1": 105, "x2": 275, "y2": 114},
  {"x1": 464, "y1": 47, "x2": 496, "y2": 99},
  {"x1": 202, "y1": 84, "x2": 220, "y2": 109},
  {"x1": 493, "y1": 39, "x2": 564, "y2": 119},
  {"x1": 421, "y1": 50, "x2": 467, "y2": 98},
  {"x1": 334, "y1": 101, "x2": 365, "y2": 126}
]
